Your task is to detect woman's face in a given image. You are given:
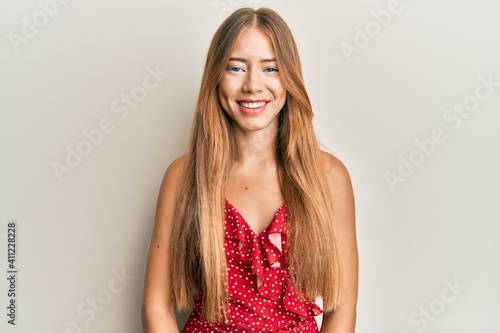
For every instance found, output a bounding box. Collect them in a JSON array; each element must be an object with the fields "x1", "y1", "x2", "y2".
[{"x1": 218, "y1": 27, "x2": 286, "y2": 134}]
